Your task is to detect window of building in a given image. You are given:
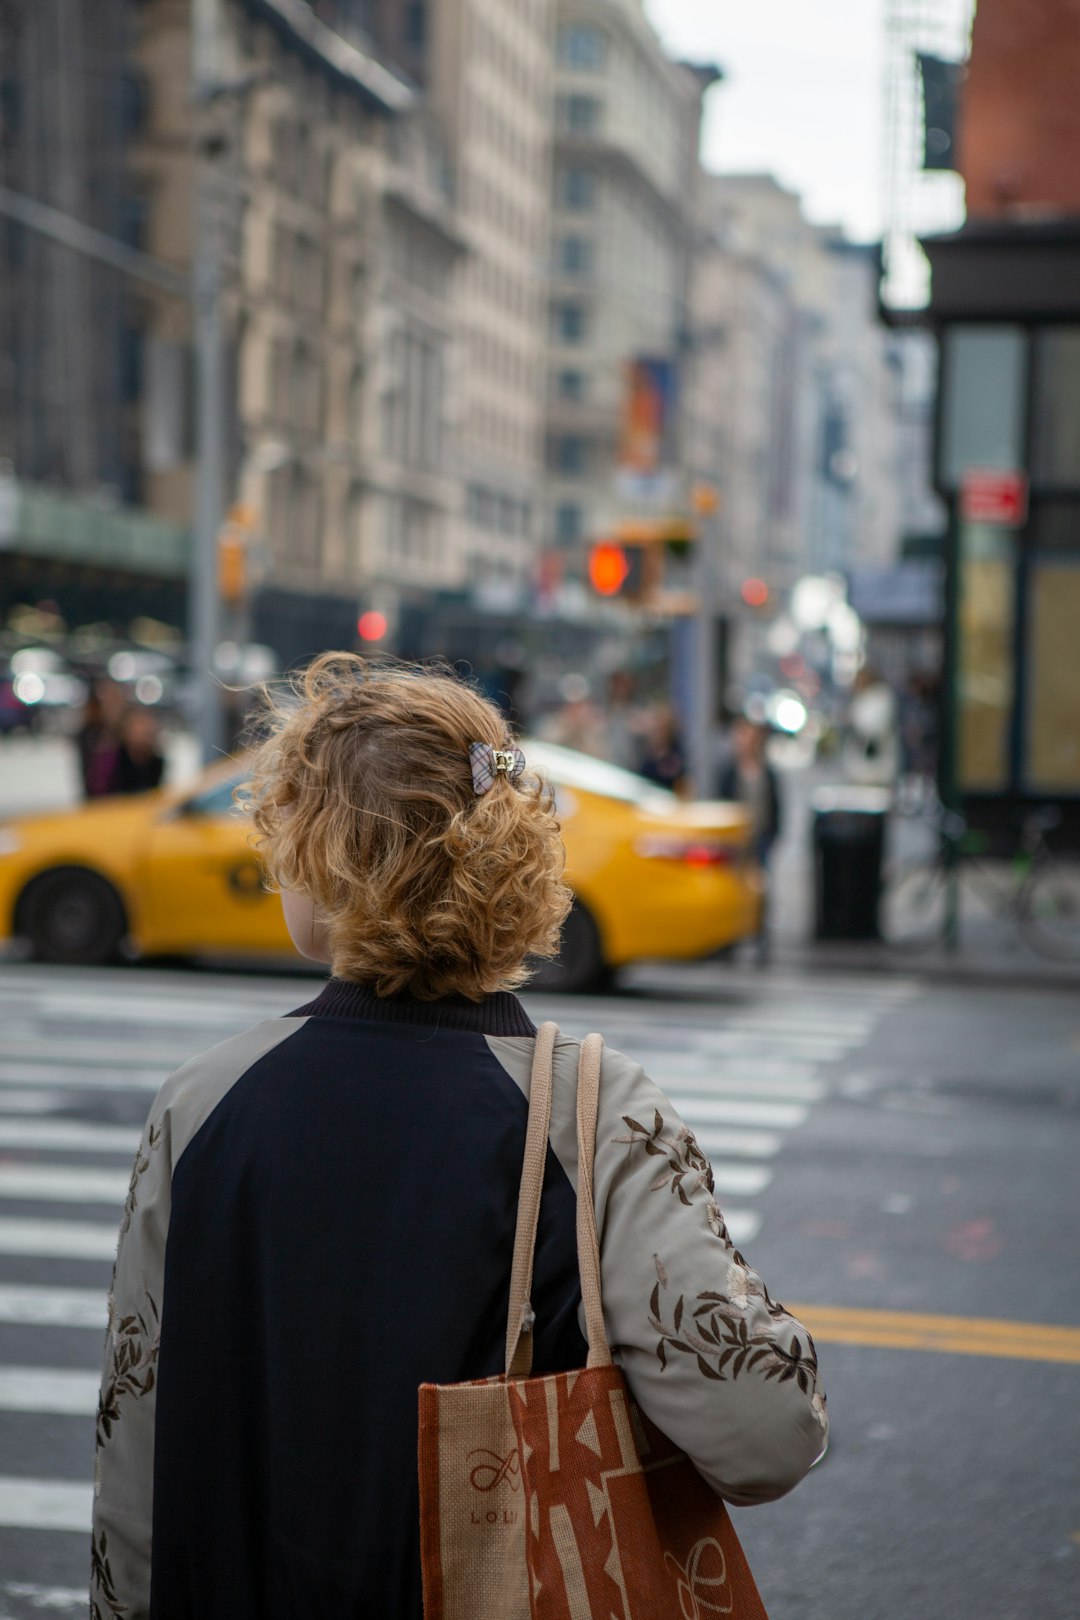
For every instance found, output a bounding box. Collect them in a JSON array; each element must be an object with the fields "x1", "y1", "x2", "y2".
[
  {"x1": 556, "y1": 368, "x2": 586, "y2": 400},
  {"x1": 558, "y1": 235, "x2": 593, "y2": 276},
  {"x1": 498, "y1": 494, "x2": 519, "y2": 535},
  {"x1": 559, "y1": 164, "x2": 596, "y2": 211},
  {"x1": 956, "y1": 524, "x2": 1016, "y2": 791},
  {"x1": 292, "y1": 343, "x2": 322, "y2": 437},
  {"x1": 405, "y1": 0, "x2": 426, "y2": 49},
  {"x1": 555, "y1": 502, "x2": 584, "y2": 542},
  {"x1": 557, "y1": 24, "x2": 606, "y2": 69},
  {"x1": 552, "y1": 302, "x2": 587, "y2": 344},
  {"x1": 272, "y1": 222, "x2": 292, "y2": 301},
  {"x1": 557, "y1": 93, "x2": 601, "y2": 133},
  {"x1": 1033, "y1": 328, "x2": 1080, "y2": 489},
  {"x1": 551, "y1": 435, "x2": 587, "y2": 476},
  {"x1": 294, "y1": 234, "x2": 325, "y2": 315},
  {"x1": 1027, "y1": 555, "x2": 1080, "y2": 789},
  {"x1": 348, "y1": 365, "x2": 365, "y2": 448},
  {"x1": 940, "y1": 325, "x2": 1026, "y2": 490}
]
